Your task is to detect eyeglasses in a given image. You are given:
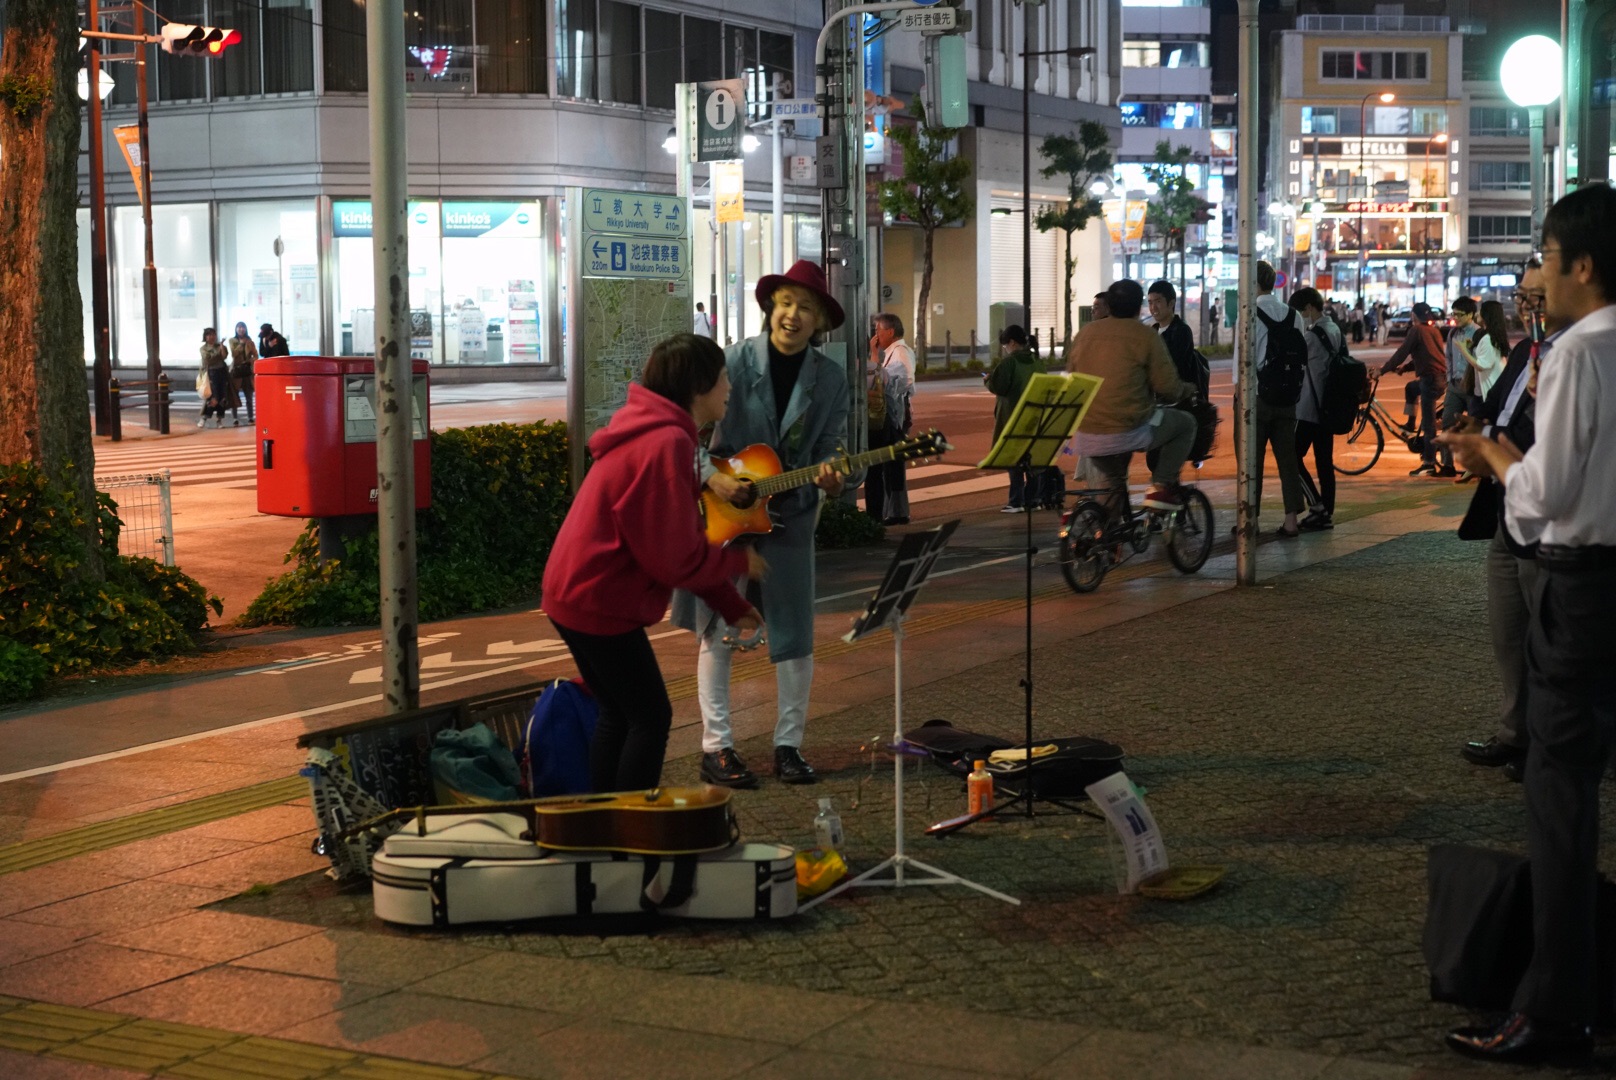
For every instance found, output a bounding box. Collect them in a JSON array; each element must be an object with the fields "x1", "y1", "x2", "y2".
[{"x1": 1539, "y1": 246, "x2": 1562, "y2": 262}]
